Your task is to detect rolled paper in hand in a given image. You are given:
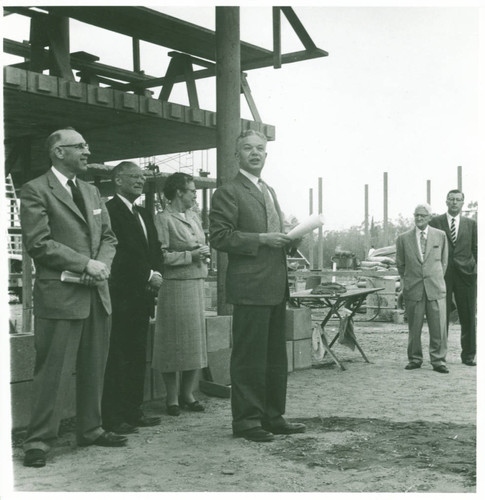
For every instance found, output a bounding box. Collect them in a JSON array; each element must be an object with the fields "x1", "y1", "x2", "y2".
[{"x1": 286, "y1": 214, "x2": 325, "y2": 240}]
